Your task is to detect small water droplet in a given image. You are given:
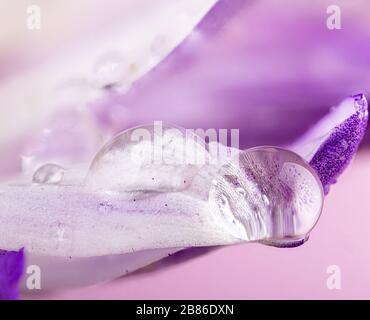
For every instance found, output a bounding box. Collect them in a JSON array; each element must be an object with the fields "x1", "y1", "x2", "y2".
[
  {"x1": 32, "y1": 164, "x2": 65, "y2": 185},
  {"x1": 92, "y1": 52, "x2": 129, "y2": 89}
]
